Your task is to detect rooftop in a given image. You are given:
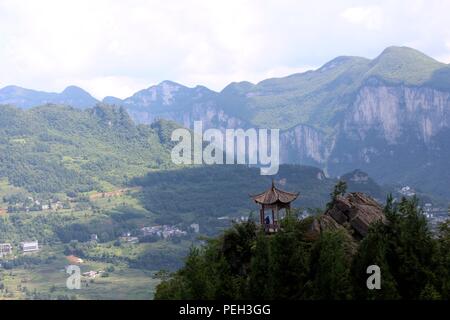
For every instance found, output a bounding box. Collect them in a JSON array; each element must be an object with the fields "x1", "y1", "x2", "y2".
[{"x1": 250, "y1": 180, "x2": 299, "y2": 205}]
